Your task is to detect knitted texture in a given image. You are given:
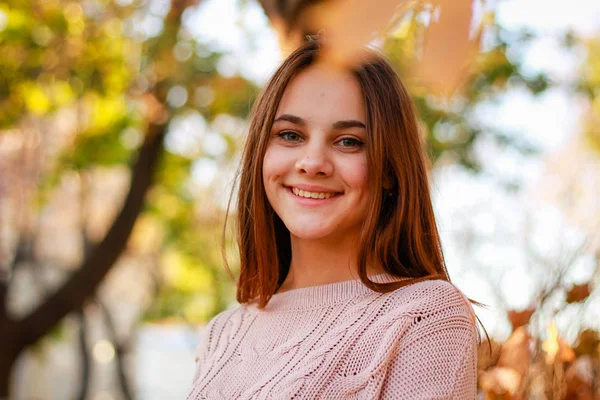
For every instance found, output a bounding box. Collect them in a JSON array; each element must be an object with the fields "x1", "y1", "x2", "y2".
[{"x1": 187, "y1": 274, "x2": 478, "y2": 399}]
